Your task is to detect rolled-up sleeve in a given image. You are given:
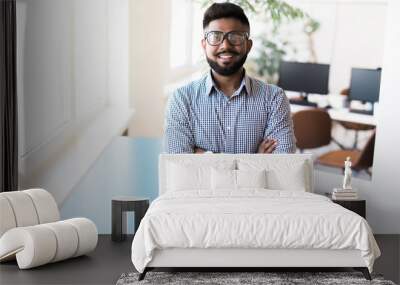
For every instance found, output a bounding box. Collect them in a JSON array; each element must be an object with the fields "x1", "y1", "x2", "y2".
[
  {"x1": 264, "y1": 87, "x2": 296, "y2": 153},
  {"x1": 163, "y1": 90, "x2": 195, "y2": 153}
]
